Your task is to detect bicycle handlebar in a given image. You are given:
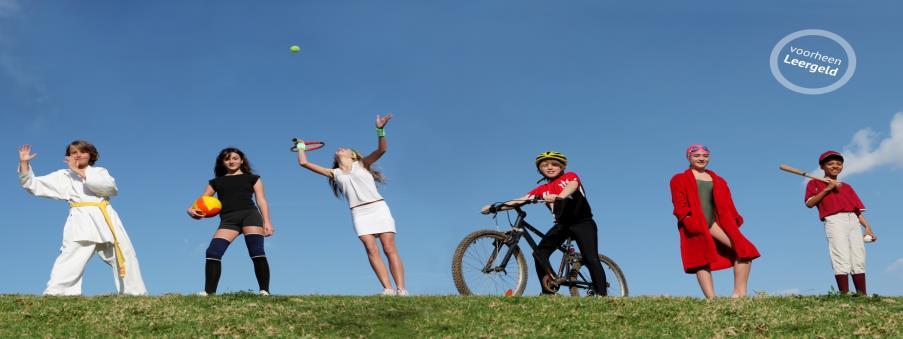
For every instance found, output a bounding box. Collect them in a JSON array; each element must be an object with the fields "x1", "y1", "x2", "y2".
[{"x1": 484, "y1": 196, "x2": 563, "y2": 215}]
